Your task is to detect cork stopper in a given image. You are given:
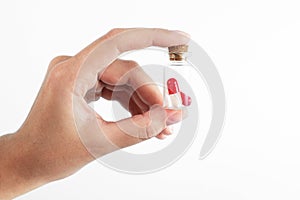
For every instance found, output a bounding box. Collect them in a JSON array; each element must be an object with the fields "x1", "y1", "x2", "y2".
[{"x1": 168, "y1": 45, "x2": 188, "y2": 61}]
